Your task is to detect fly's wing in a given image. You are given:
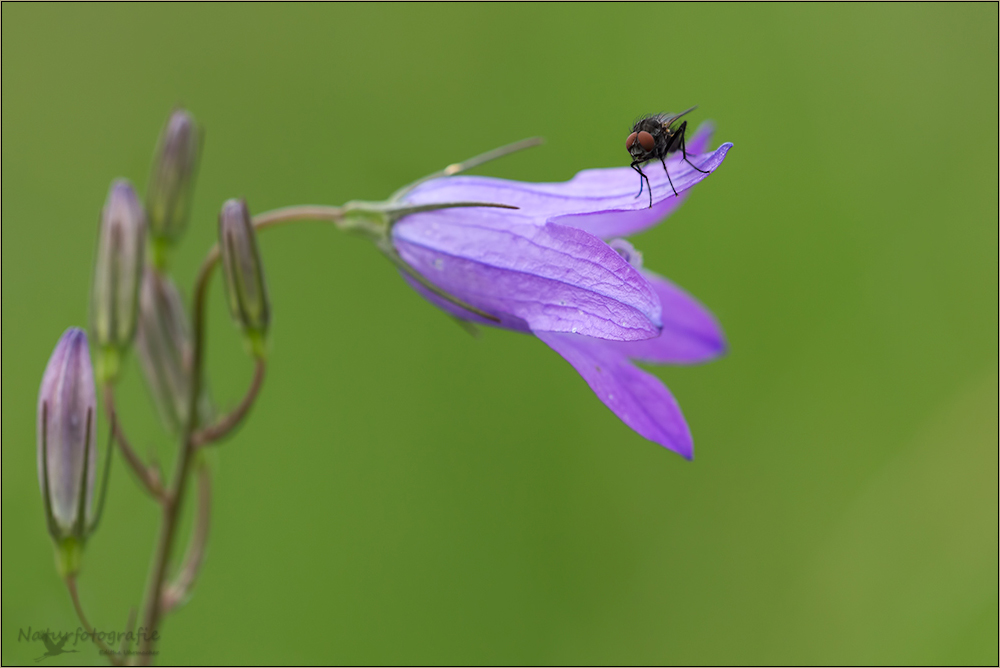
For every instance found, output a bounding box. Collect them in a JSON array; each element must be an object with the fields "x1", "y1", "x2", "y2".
[{"x1": 657, "y1": 106, "x2": 698, "y2": 131}]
